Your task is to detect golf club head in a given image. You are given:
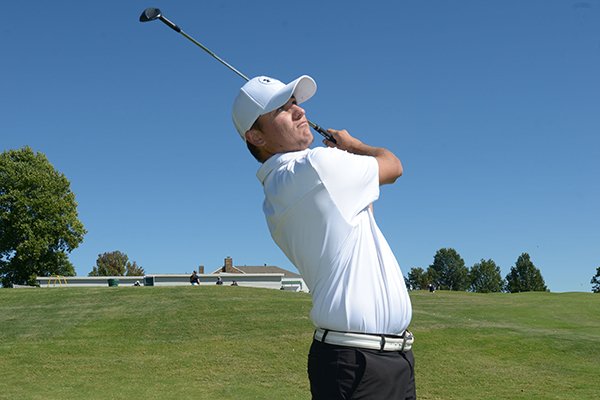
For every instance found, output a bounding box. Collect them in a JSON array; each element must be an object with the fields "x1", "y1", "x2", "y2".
[{"x1": 139, "y1": 8, "x2": 162, "y2": 22}]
